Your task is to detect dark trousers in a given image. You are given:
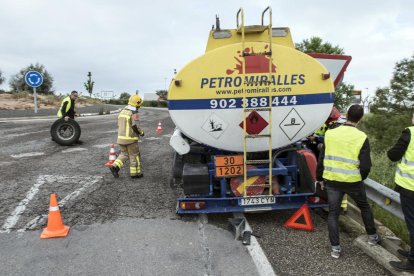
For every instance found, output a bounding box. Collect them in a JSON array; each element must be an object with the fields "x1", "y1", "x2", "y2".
[
  {"x1": 400, "y1": 192, "x2": 414, "y2": 263},
  {"x1": 326, "y1": 182, "x2": 376, "y2": 246}
]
